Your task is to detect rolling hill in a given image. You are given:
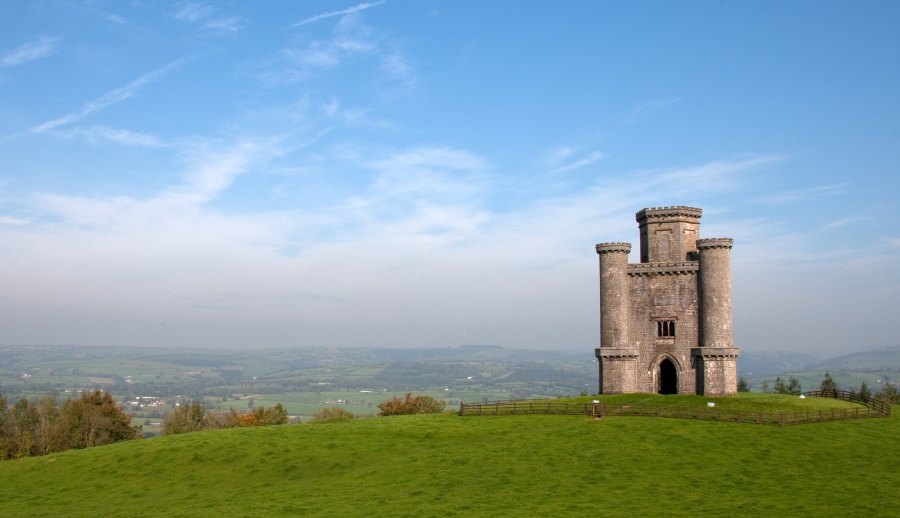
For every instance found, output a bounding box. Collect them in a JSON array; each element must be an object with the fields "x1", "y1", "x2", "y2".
[{"x1": 0, "y1": 394, "x2": 896, "y2": 517}]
